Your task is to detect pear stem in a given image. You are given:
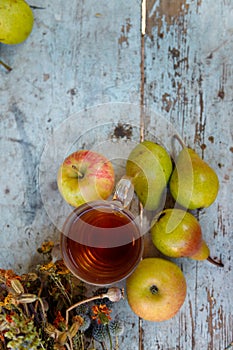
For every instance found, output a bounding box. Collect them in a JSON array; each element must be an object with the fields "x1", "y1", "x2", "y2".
[
  {"x1": 71, "y1": 165, "x2": 84, "y2": 179},
  {"x1": 207, "y1": 256, "x2": 224, "y2": 268},
  {"x1": 30, "y1": 6, "x2": 46, "y2": 9},
  {"x1": 0, "y1": 60, "x2": 12, "y2": 72},
  {"x1": 172, "y1": 134, "x2": 186, "y2": 150}
]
